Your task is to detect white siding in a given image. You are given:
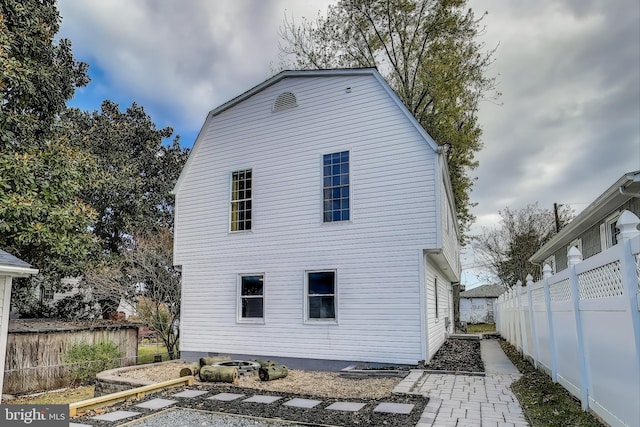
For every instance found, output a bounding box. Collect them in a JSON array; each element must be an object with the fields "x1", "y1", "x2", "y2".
[
  {"x1": 424, "y1": 255, "x2": 452, "y2": 361},
  {"x1": 175, "y1": 74, "x2": 440, "y2": 364},
  {"x1": 440, "y1": 172, "x2": 460, "y2": 279},
  {"x1": 0, "y1": 276, "x2": 12, "y2": 395}
]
